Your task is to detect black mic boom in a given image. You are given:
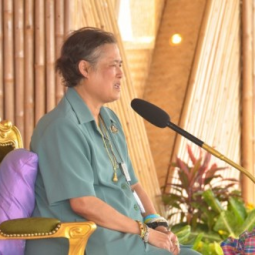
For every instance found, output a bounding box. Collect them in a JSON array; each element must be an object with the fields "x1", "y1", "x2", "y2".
[
  {"x1": 131, "y1": 98, "x2": 255, "y2": 184},
  {"x1": 131, "y1": 98, "x2": 203, "y2": 147},
  {"x1": 131, "y1": 98, "x2": 169, "y2": 128}
]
